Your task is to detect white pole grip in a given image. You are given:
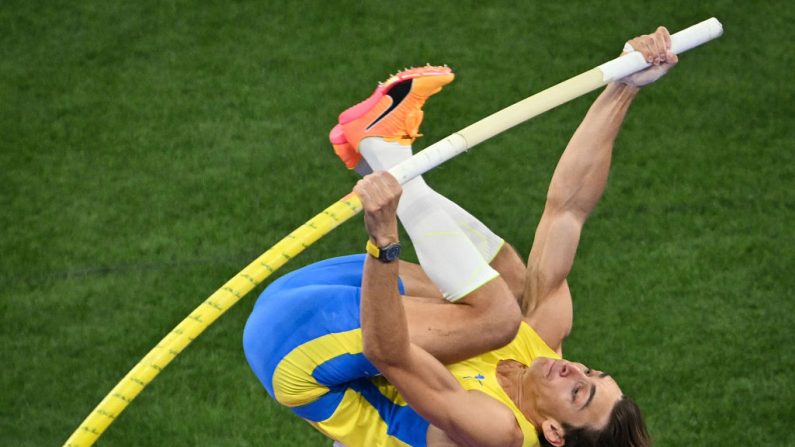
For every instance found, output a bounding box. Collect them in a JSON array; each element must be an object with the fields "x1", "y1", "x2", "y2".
[
  {"x1": 598, "y1": 17, "x2": 723, "y2": 83},
  {"x1": 388, "y1": 134, "x2": 467, "y2": 183},
  {"x1": 387, "y1": 17, "x2": 723, "y2": 186}
]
